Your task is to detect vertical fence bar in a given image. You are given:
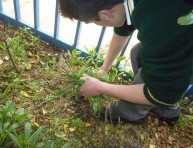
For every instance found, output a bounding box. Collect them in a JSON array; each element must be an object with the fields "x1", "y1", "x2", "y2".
[
  {"x1": 183, "y1": 85, "x2": 193, "y2": 98},
  {"x1": 73, "y1": 21, "x2": 82, "y2": 49},
  {"x1": 34, "y1": 0, "x2": 39, "y2": 29},
  {"x1": 0, "y1": 0, "x2": 3, "y2": 12},
  {"x1": 96, "y1": 27, "x2": 106, "y2": 53},
  {"x1": 119, "y1": 34, "x2": 133, "y2": 57},
  {"x1": 54, "y1": 0, "x2": 60, "y2": 39},
  {"x1": 13, "y1": 0, "x2": 21, "y2": 21}
]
